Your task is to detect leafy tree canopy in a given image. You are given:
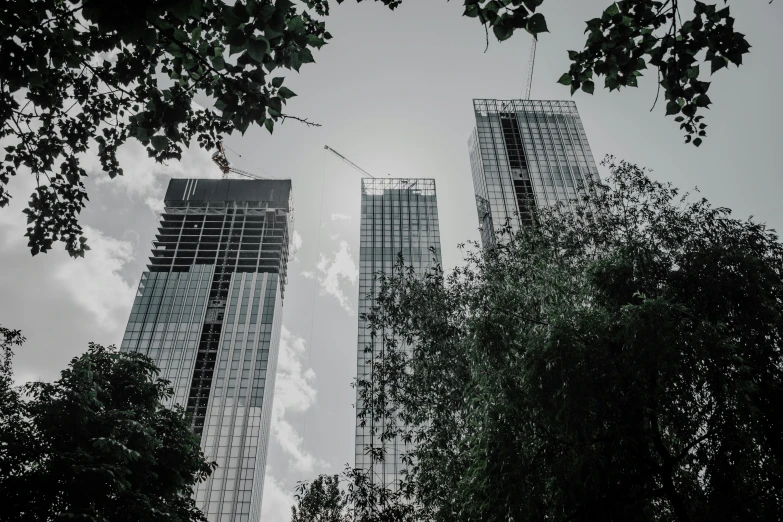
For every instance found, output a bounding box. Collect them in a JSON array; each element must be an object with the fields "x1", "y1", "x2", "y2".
[
  {"x1": 350, "y1": 158, "x2": 783, "y2": 521},
  {"x1": 292, "y1": 467, "x2": 416, "y2": 522},
  {"x1": 0, "y1": 333, "x2": 215, "y2": 522},
  {"x1": 0, "y1": 0, "x2": 759, "y2": 256}
]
